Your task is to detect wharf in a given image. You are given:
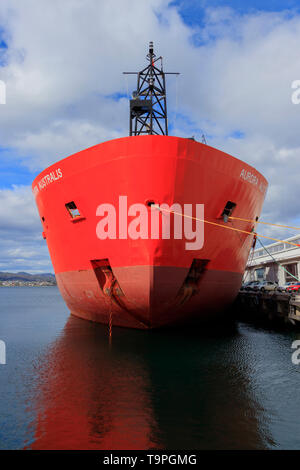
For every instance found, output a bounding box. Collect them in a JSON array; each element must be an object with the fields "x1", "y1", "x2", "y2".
[{"x1": 235, "y1": 290, "x2": 300, "y2": 326}]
